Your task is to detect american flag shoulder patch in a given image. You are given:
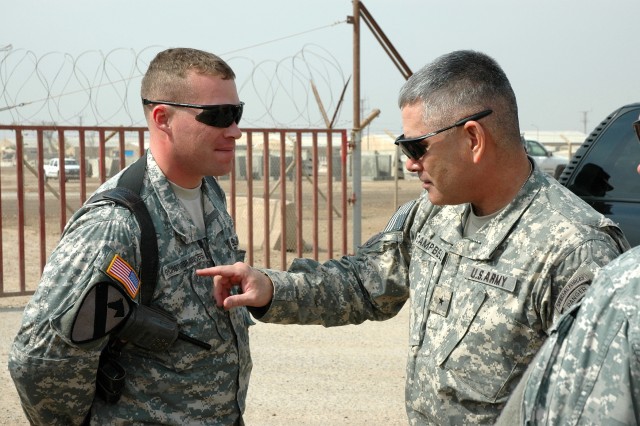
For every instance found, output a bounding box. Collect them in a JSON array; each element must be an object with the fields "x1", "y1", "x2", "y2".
[
  {"x1": 383, "y1": 200, "x2": 417, "y2": 233},
  {"x1": 106, "y1": 254, "x2": 140, "y2": 299}
]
